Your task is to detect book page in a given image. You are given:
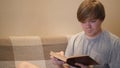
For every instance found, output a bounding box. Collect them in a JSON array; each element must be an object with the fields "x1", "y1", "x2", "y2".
[
  {"x1": 50, "y1": 51, "x2": 67, "y2": 62},
  {"x1": 50, "y1": 51, "x2": 98, "y2": 67}
]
